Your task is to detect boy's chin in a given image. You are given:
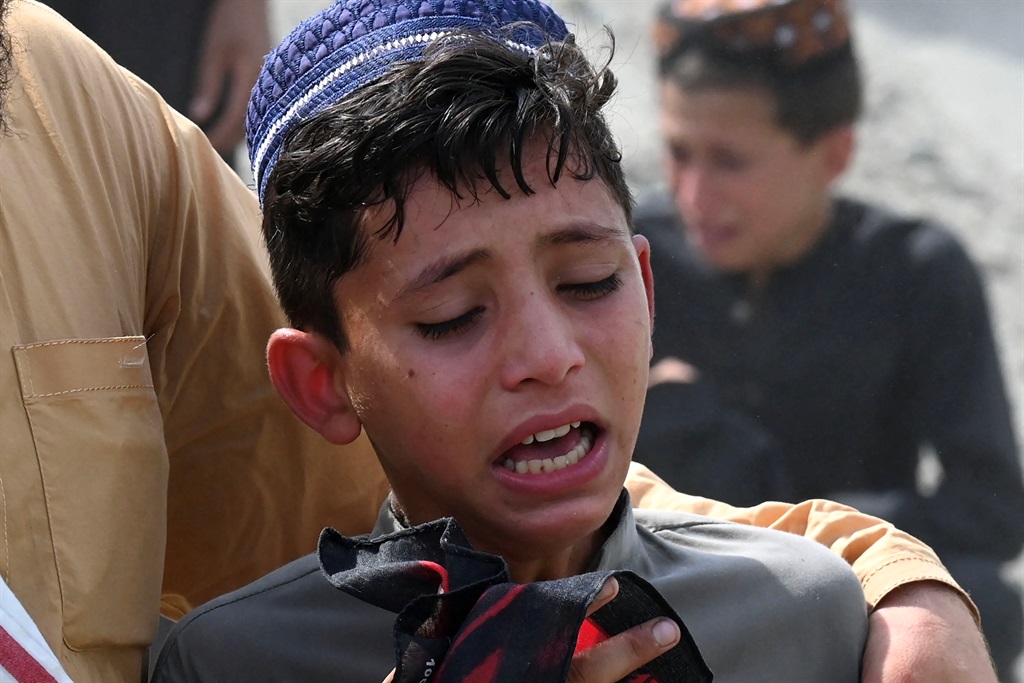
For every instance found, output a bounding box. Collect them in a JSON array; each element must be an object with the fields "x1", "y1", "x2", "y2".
[{"x1": 476, "y1": 492, "x2": 622, "y2": 556}]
